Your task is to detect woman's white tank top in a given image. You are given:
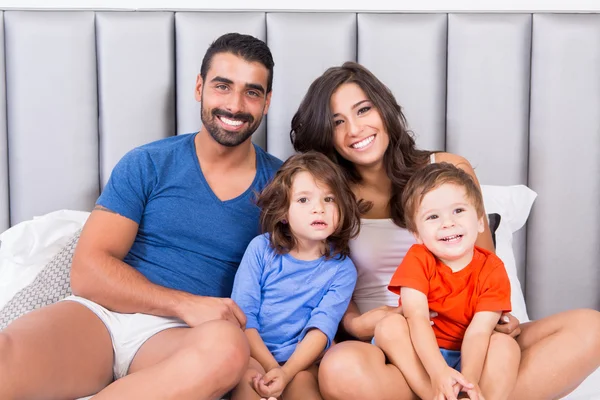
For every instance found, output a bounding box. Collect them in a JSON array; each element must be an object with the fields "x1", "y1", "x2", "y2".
[{"x1": 350, "y1": 153, "x2": 435, "y2": 314}]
